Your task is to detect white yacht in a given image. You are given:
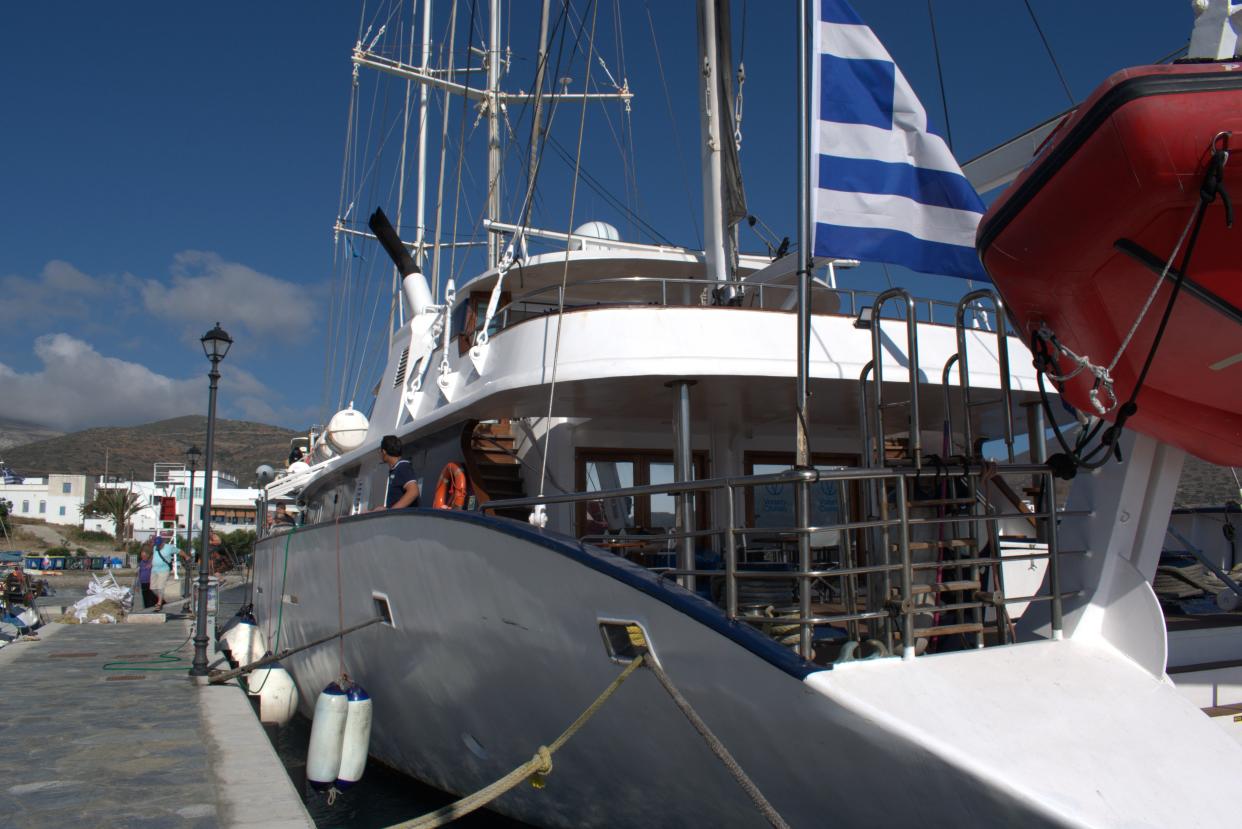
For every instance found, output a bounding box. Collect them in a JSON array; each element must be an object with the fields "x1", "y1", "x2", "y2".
[{"x1": 250, "y1": 1, "x2": 1242, "y2": 826}]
